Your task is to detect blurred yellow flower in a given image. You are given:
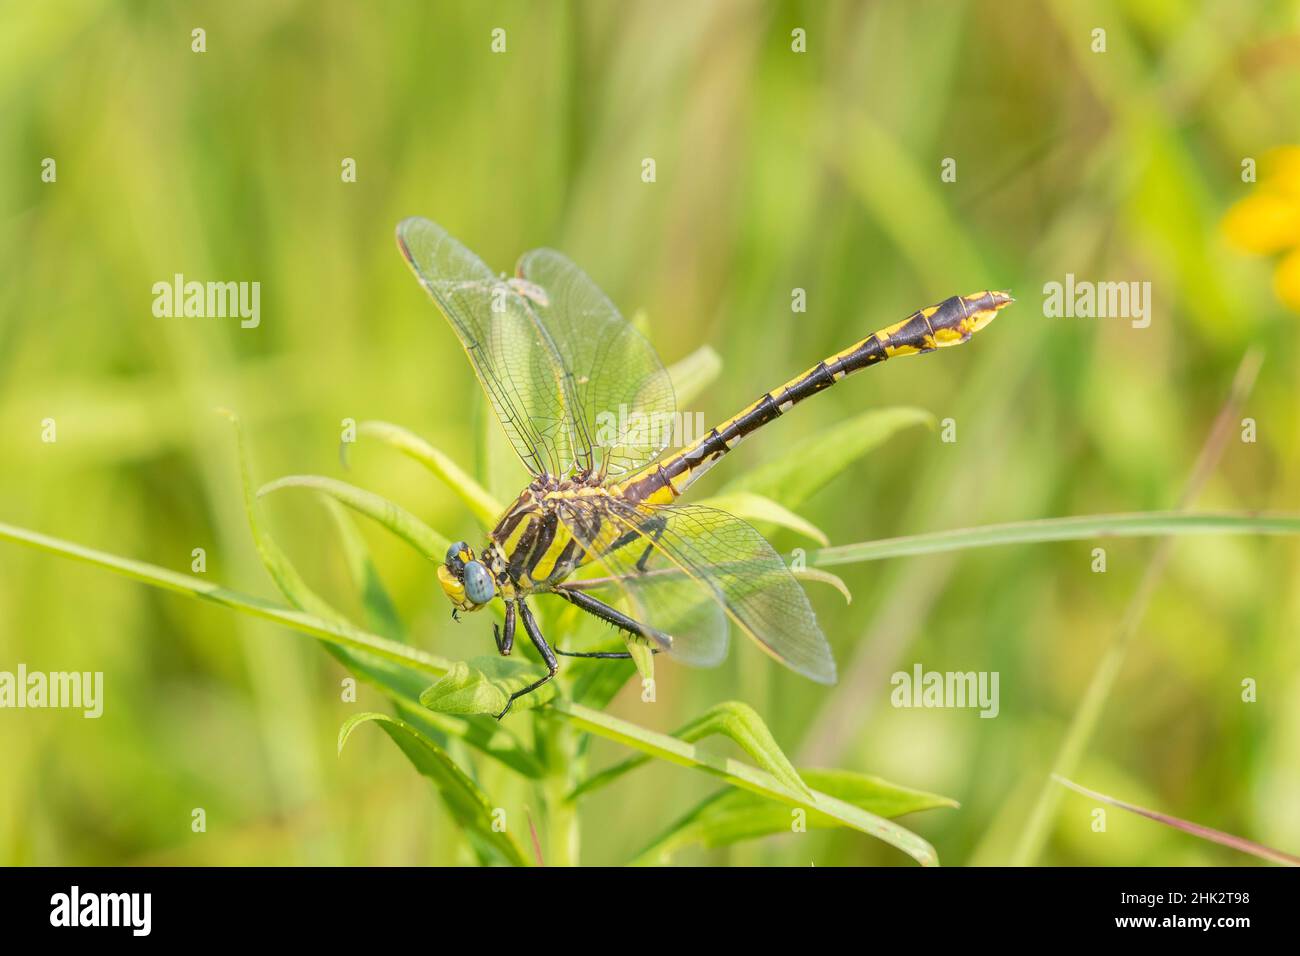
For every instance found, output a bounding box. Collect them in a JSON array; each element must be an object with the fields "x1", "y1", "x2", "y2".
[{"x1": 1223, "y1": 146, "x2": 1300, "y2": 310}]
